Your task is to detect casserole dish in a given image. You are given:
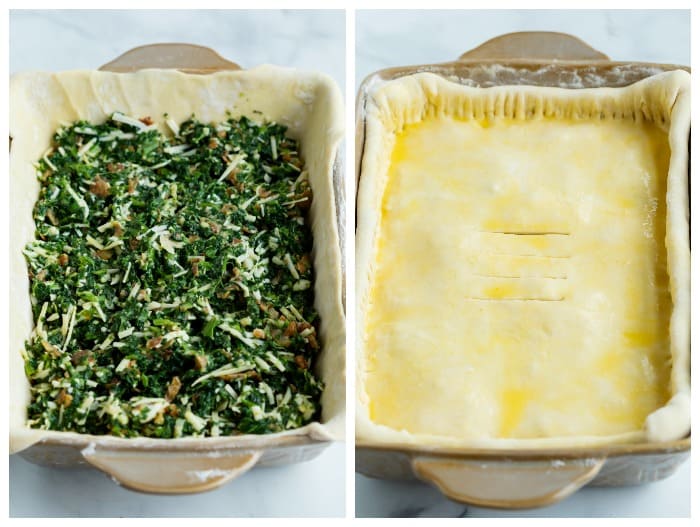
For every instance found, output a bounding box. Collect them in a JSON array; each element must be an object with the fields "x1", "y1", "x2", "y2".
[
  {"x1": 10, "y1": 44, "x2": 346, "y2": 494},
  {"x1": 355, "y1": 32, "x2": 690, "y2": 508}
]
